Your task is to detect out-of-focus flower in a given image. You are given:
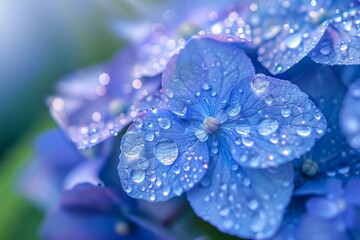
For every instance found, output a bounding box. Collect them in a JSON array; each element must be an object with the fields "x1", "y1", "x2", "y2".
[
  {"x1": 47, "y1": 48, "x2": 161, "y2": 150},
  {"x1": 274, "y1": 180, "x2": 360, "y2": 239},
  {"x1": 16, "y1": 130, "x2": 104, "y2": 210},
  {"x1": 117, "y1": 38, "x2": 326, "y2": 238},
  {"x1": 41, "y1": 183, "x2": 176, "y2": 240},
  {"x1": 210, "y1": 0, "x2": 360, "y2": 74},
  {"x1": 341, "y1": 78, "x2": 360, "y2": 151}
]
